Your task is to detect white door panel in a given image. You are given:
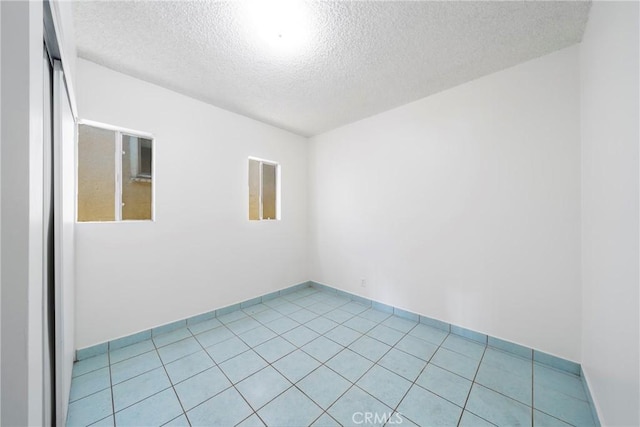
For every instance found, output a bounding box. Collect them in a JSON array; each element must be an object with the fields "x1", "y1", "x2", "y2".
[{"x1": 53, "y1": 60, "x2": 76, "y2": 427}]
